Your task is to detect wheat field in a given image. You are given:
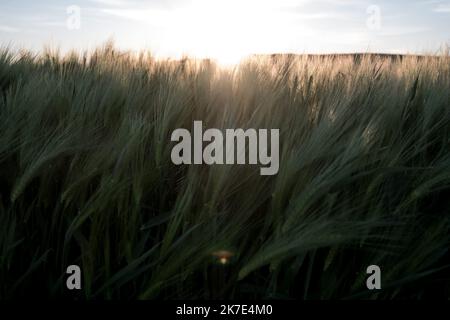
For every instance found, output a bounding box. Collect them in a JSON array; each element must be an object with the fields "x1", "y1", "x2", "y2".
[{"x1": 0, "y1": 43, "x2": 449, "y2": 299}]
